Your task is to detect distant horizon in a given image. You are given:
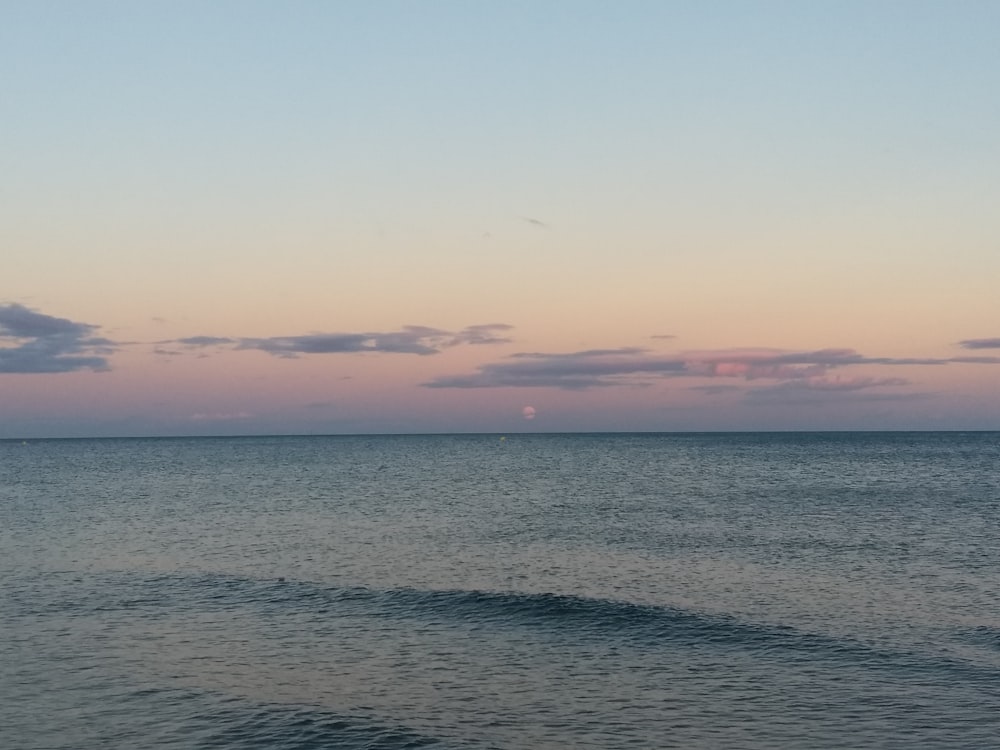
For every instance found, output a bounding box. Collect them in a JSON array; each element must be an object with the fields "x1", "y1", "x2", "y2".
[{"x1": 5, "y1": 428, "x2": 999, "y2": 443}]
